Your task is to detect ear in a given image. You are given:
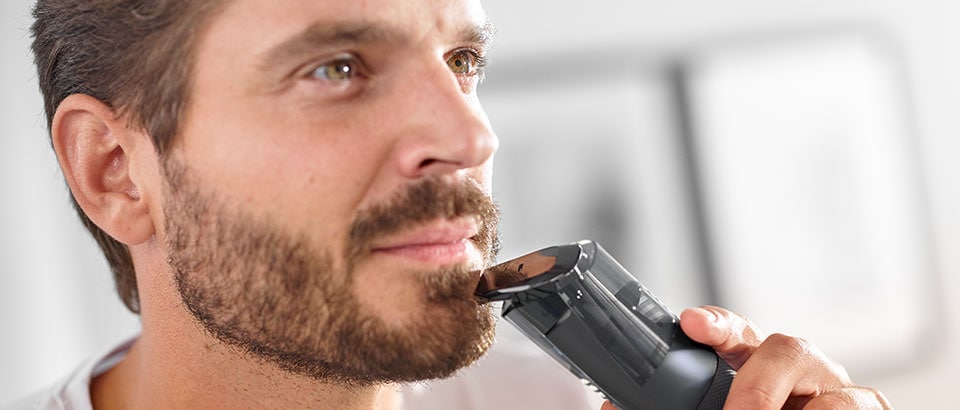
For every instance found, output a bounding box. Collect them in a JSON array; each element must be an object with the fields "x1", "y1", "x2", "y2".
[{"x1": 51, "y1": 94, "x2": 156, "y2": 246}]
